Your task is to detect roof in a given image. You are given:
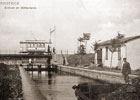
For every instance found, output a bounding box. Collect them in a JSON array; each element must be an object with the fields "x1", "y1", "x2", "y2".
[
  {"x1": 98, "y1": 35, "x2": 140, "y2": 47},
  {"x1": 26, "y1": 40, "x2": 46, "y2": 42},
  {"x1": 20, "y1": 40, "x2": 52, "y2": 44}
]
